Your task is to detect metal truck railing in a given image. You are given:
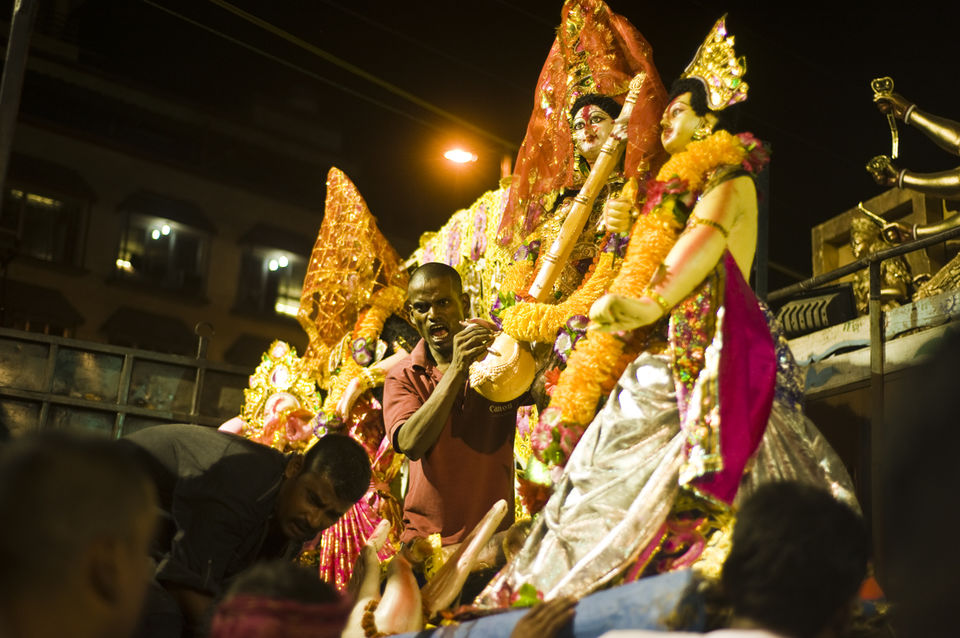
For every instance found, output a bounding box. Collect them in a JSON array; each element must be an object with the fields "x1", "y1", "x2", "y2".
[
  {"x1": 0, "y1": 324, "x2": 250, "y2": 438},
  {"x1": 768, "y1": 223, "x2": 960, "y2": 558}
]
